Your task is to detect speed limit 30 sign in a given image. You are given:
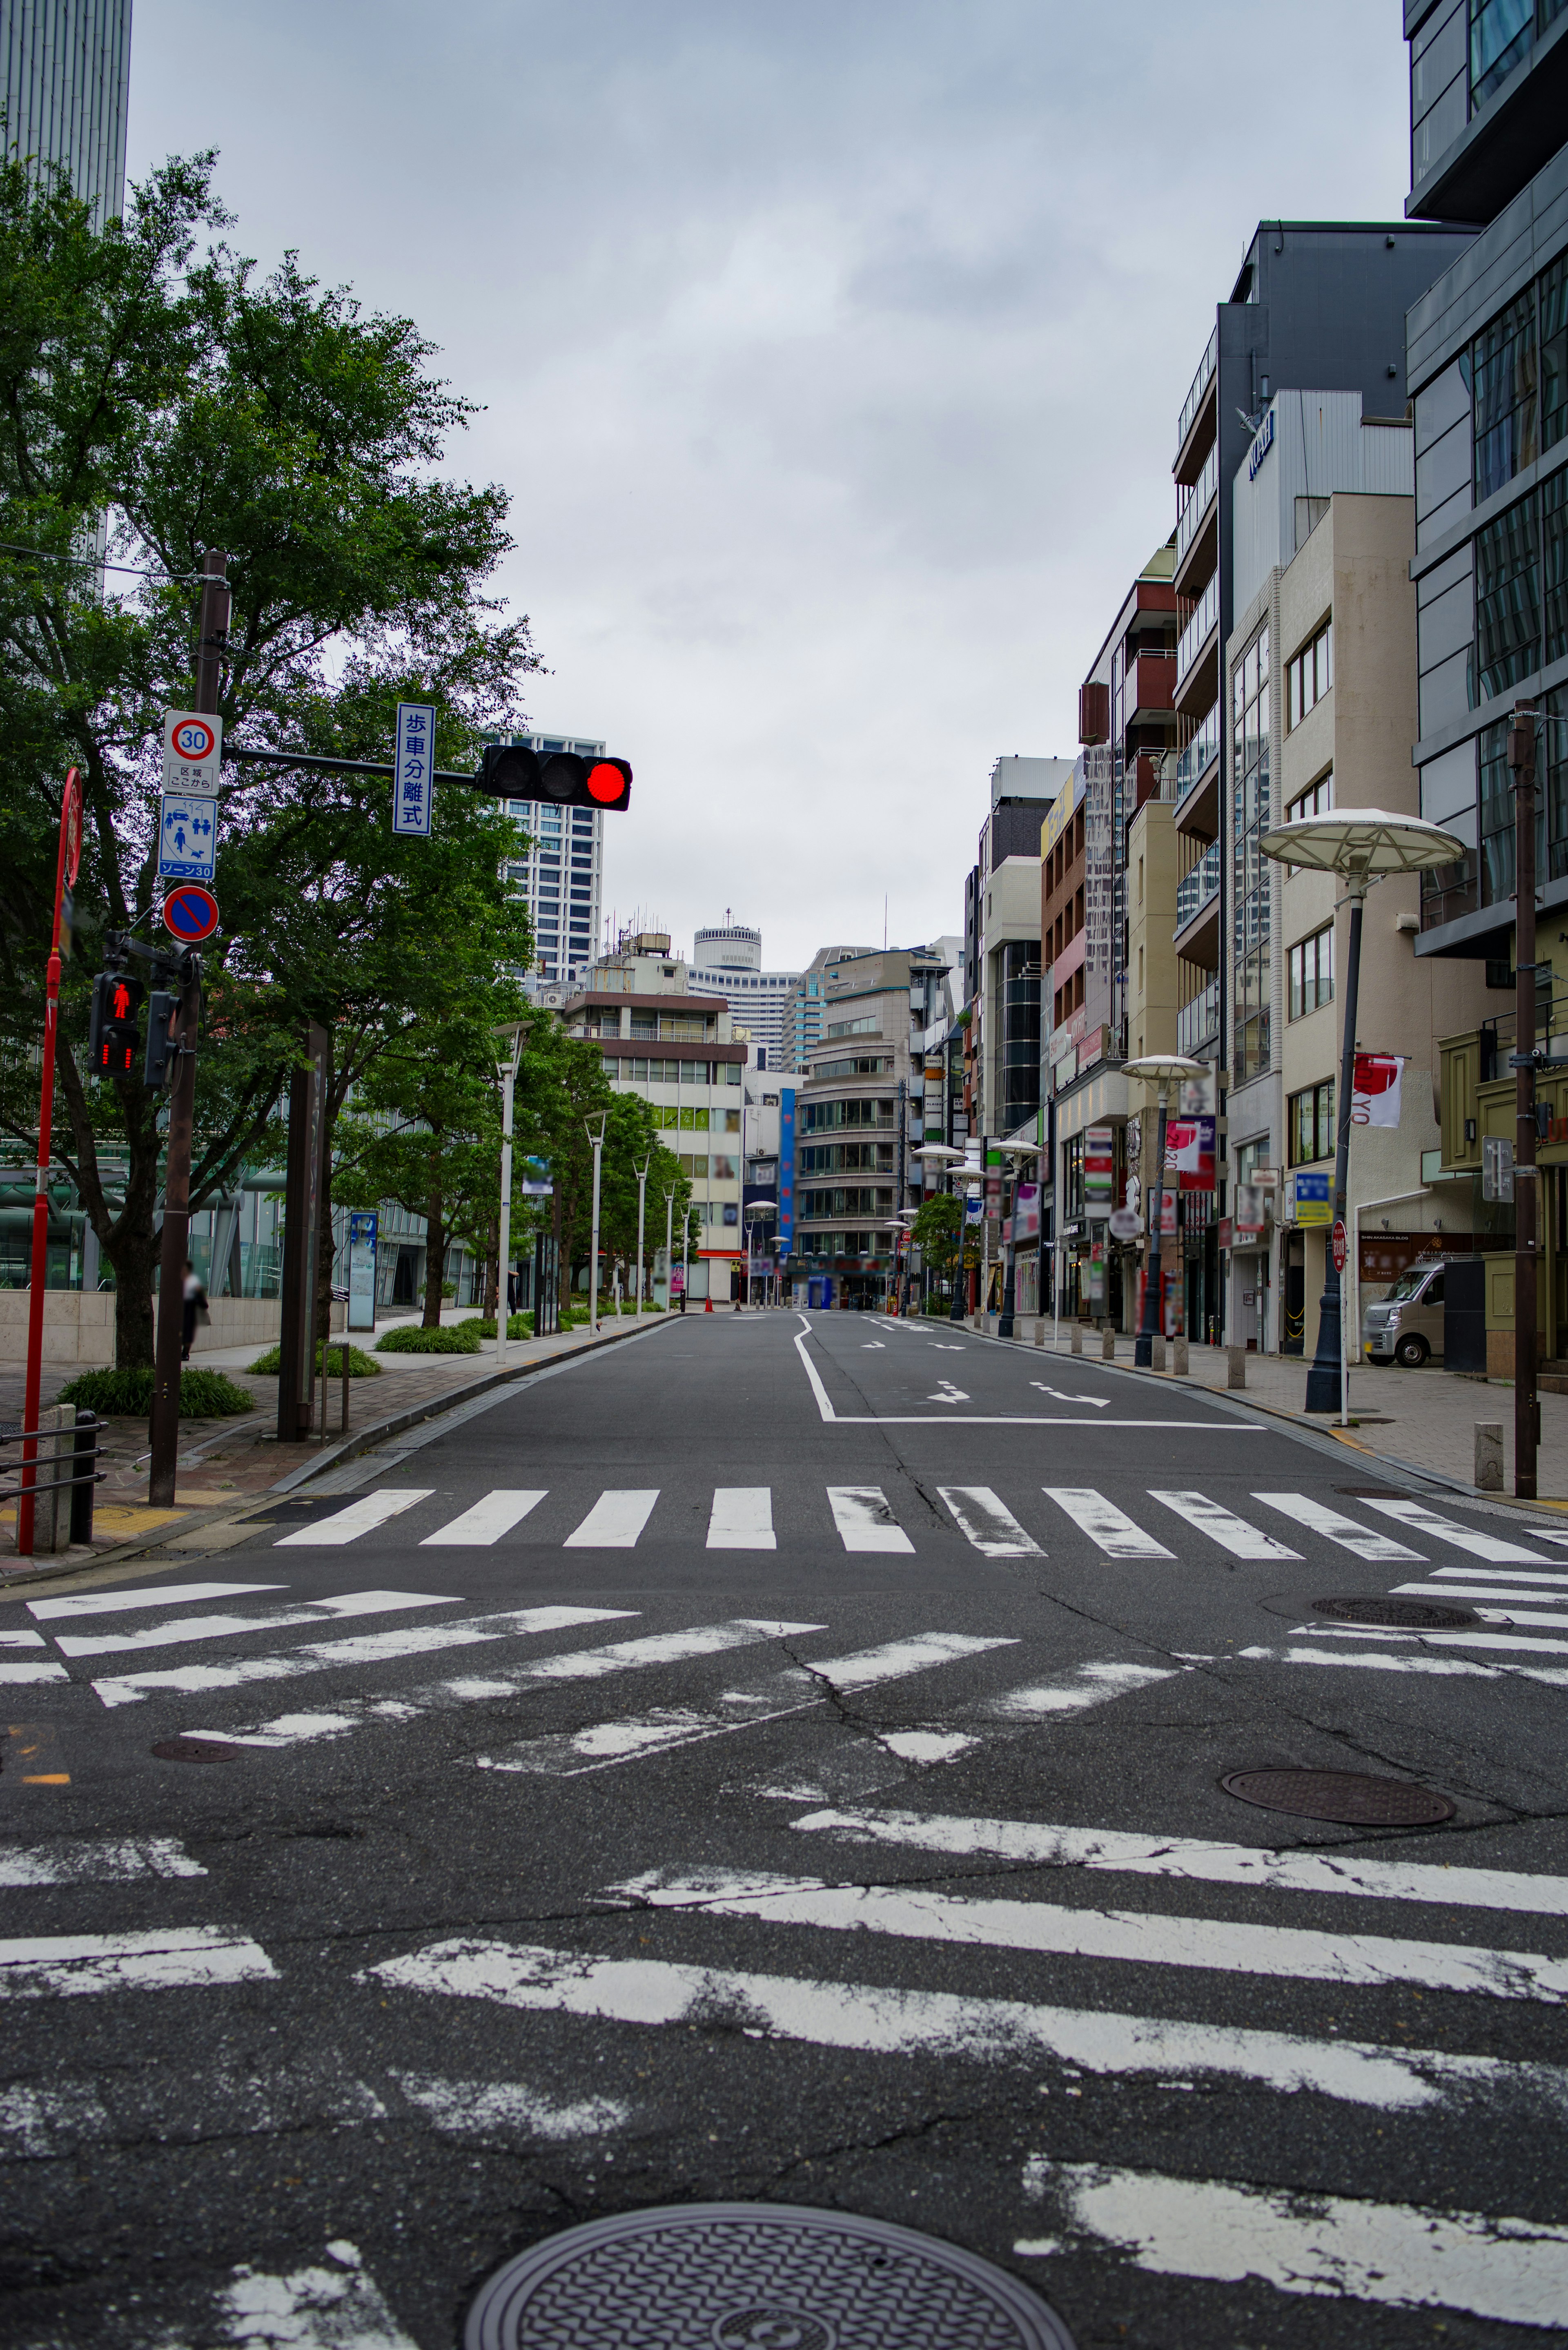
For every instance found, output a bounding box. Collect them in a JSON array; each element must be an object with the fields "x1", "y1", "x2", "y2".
[{"x1": 163, "y1": 708, "x2": 223, "y2": 791}]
